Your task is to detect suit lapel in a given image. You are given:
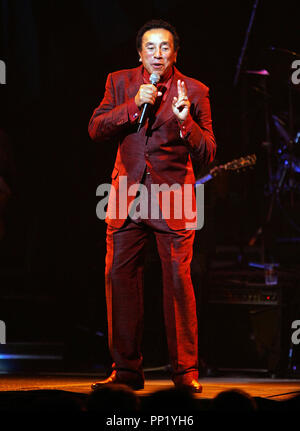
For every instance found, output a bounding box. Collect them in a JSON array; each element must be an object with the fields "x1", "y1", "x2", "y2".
[{"x1": 127, "y1": 65, "x2": 144, "y2": 100}]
